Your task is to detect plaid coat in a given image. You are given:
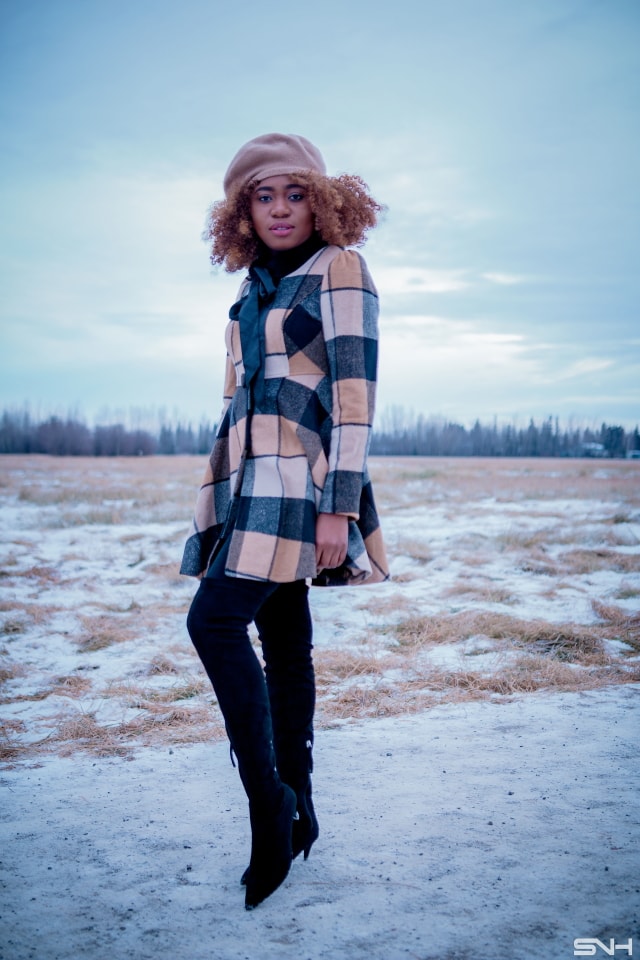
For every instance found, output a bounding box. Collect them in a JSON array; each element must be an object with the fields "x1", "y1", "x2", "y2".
[{"x1": 180, "y1": 244, "x2": 388, "y2": 586}]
